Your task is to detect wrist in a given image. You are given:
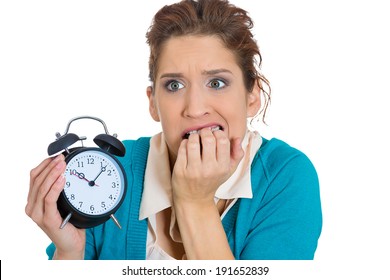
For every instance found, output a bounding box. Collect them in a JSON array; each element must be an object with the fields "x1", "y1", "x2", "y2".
[
  {"x1": 173, "y1": 198, "x2": 220, "y2": 231},
  {"x1": 172, "y1": 198, "x2": 234, "y2": 260},
  {"x1": 173, "y1": 195, "x2": 216, "y2": 213}
]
